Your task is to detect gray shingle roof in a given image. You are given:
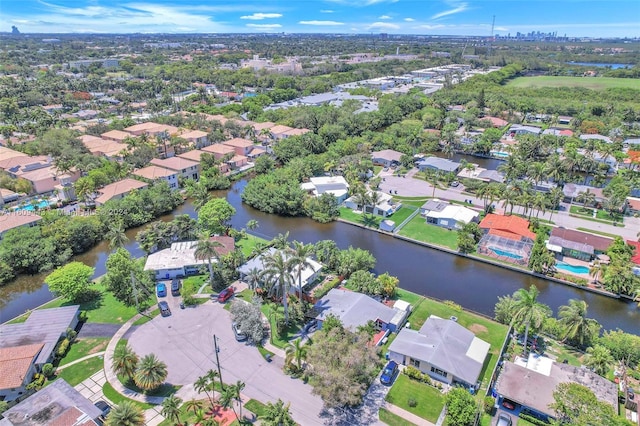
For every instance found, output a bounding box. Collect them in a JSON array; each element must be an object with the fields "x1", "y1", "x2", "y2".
[{"x1": 314, "y1": 288, "x2": 398, "y2": 330}]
